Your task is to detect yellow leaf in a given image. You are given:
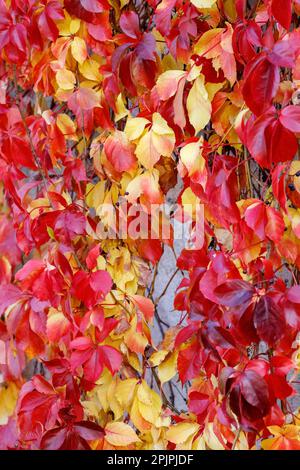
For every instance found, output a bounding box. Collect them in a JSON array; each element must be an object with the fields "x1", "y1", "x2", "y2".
[
  {"x1": 192, "y1": 435, "x2": 206, "y2": 450},
  {"x1": 137, "y1": 381, "x2": 162, "y2": 425},
  {"x1": 86, "y1": 181, "x2": 106, "y2": 212},
  {"x1": 166, "y1": 422, "x2": 200, "y2": 444},
  {"x1": 149, "y1": 350, "x2": 168, "y2": 367},
  {"x1": 268, "y1": 425, "x2": 300, "y2": 439},
  {"x1": 79, "y1": 59, "x2": 102, "y2": 81},
  {"x1": 127, "y1": 352, "x2": 142, "y2": 373},
  {"x1": 115, "y1": 378, "x2": 138, "y2": 409},
  {"x1": 203, "y1": 423, "x2": 225, "y2": 450},
  {"x1": 107, "y1": 379, "x2": 124, "y2": 420},
  {"x1": 115, "y1": 93, "x2": 129, "y2": 121},
  {"x1": 180, "y1": 139, "x2": 207, "y2": 189},
  {"x1": 56, "y1": 69, "x2": 76, "y2": 90},
  {"x1": 125, "y1": 117, "x2": 149, "y2": 141},
  {"x1": 206, "y1": 81, "x2": 224, "y2": 101},
  {"x1": 181, "y1": 187, "x2": 201, "y2": 219},
  {"x1": 223, "y1": 0, "x2": 237, "y2": 21},
  {"x1": 151, "y1": 112, "x2": 174, "y2": 141},
  {"x1": 137, "y1": 381, "x2": 153, "y2": 406},
  {"x1": 156, "y1": 70, "x2": 186, "y2": 100},
  {"x1": 191, "y1": 0, "x2": 217, "y2": 7},
  {"x1": 93, "y1": 369, "x2": 114, "y2": 412},
  {"x1": 180, "y1": 141, "x2": 201, "y2": 174},
  {"x1": 0, "y1": 382, "x2": 19, "y2": 425},
  {"x1": 130, "y1": 395, "x2": 152, "y2": 432},
  {"x1": 56, "y1": 113, "x2": 77, "y2": 139},
  {"x1": 261, "y1": 437, "x2": 278, "y2": 450},
  {"x1": 136, "y1": 113, "x2": 175, "y2": 169},
  {"x1": 105, "y1": 422, "x2": 141, "y2": 446},
  {"x1": 187, "y1": 75, "x2": 211, "y2": 134},
  {"x1": 135, "y1": 132, "x2": 159, "y2": 169},
  {"x1": 158, "y1": 351, "x2": 178, "y2": 384},
  {"x1": 71, "y1": 37, "x2": 87, "y2": 64},
  {"x1": 194, "y1": 28, "x2": 224, "y2": 58},
  {"x1": 125, "y1": 169, "x2": 163, "y2": 205},
  {"x1": 70, "y1": 19, "x2": 81, "y2": 35},
  {"x1": 57, "y1": 11, "x2": 80, "y2": 36}
]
